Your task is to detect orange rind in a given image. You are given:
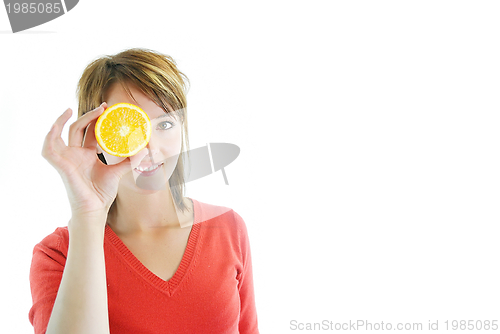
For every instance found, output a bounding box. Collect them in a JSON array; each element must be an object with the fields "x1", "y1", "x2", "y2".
[{"x1": 95, "y1": 103, "x2": 151, "y2": 157}]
